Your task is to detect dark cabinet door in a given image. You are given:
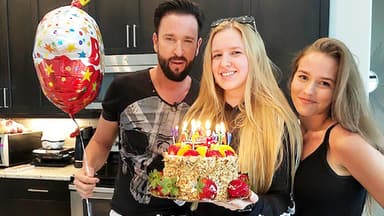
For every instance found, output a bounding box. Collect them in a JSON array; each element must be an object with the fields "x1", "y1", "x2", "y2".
[
  {"x1": 0, "y1": 0, "x2": 67, "y2": 116},
  {"x1": 0, "y1": 178, "x2": 70, "y2": 216},
  {"x1": 194, "y1": 0, "x2": 251, "y2": 40},
  {"x1": 91, "y1": 0, "x2": 161, "y2": 55},
  {"x1": 251, "y1": 0, "x2": 329, "y2": 95},
  {"x1": 0, "y1": 0, "x2": 10, "y2": 113},
  {"x1": 6, "y1": 0, "x2": 40, "y2": 115}
]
